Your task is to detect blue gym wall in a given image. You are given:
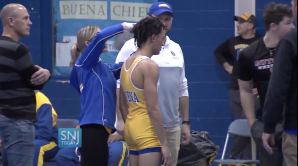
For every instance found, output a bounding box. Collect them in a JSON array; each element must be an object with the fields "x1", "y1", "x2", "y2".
[
  {"x1": 0, "y1": 0, "x2": 291, "y2": 161},
  {"x1": 166, "y1": 0, "x2": 236, "y2": 156},
  {"x1": 160, "y1": 0, "x2": 291, "y2": 160}
]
